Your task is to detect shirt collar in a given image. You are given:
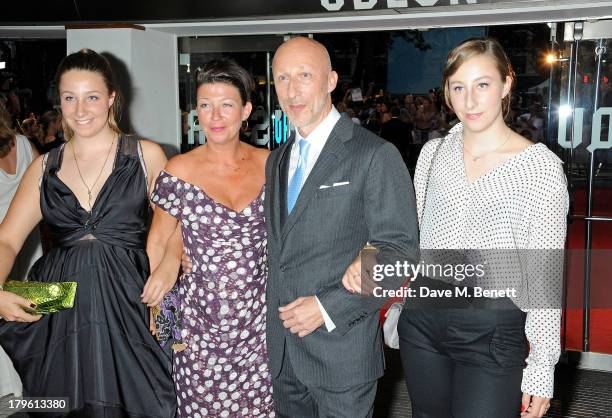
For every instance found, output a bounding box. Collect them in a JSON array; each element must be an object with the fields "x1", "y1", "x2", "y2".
[{"x1": 294, "y1": 106, "x2": 341, "y2": 152}]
